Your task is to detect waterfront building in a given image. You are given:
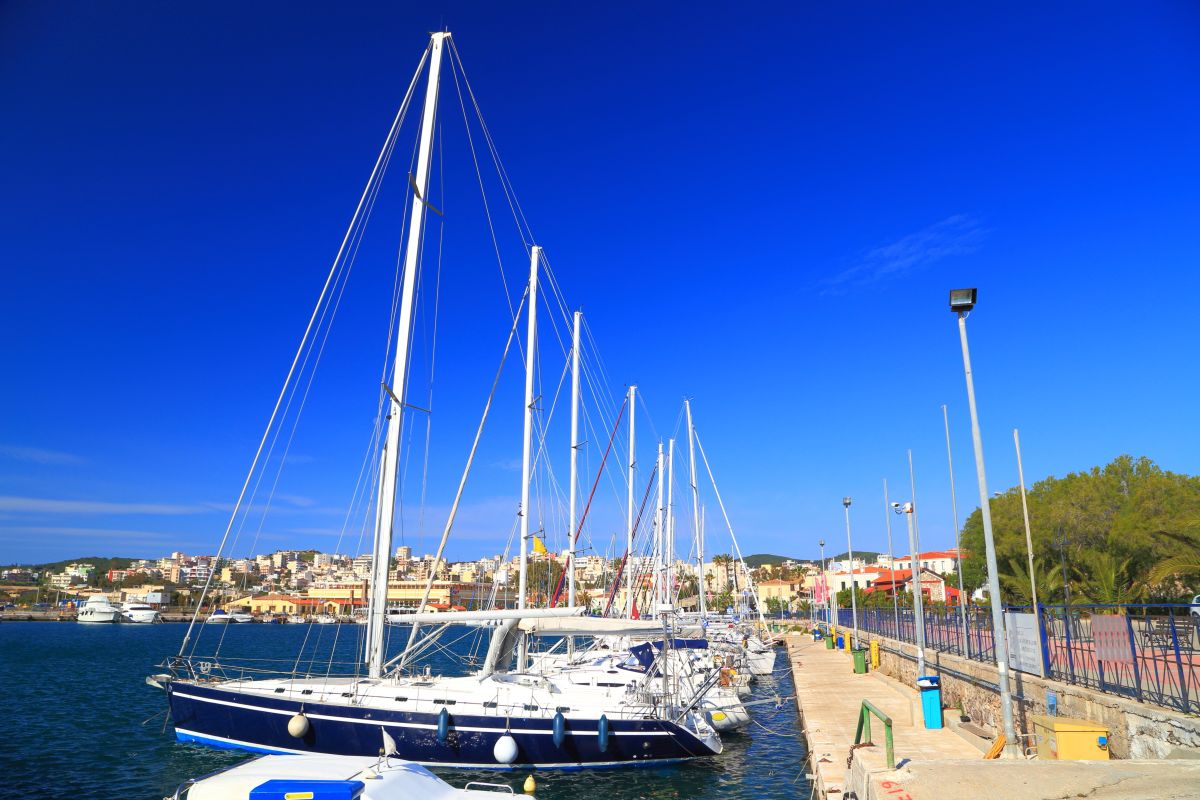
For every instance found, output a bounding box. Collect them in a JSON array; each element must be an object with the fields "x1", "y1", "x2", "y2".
[
  {"x1": 892, "y1": 550, "x2": 963, "y2": 574},
  {"x1": 864, "y1": 567, "x2": 961, "y2": 604},
  {"x1": 756, "y1": 578, "x2": 803, "y2": 610}
]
